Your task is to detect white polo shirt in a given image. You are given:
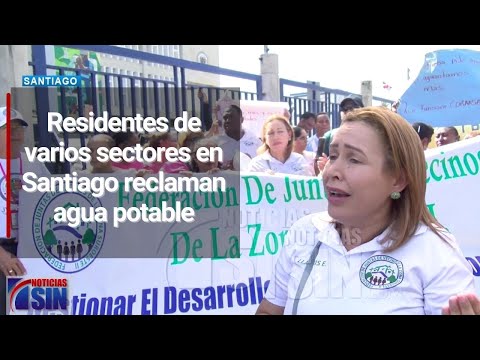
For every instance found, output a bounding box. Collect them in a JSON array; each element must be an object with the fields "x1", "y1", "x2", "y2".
[
  {"x1": 213, "y1": 130, "x2": 262, "y2": 163},
  {"x1": 239, "y1": 130, "x2": 262, "y2": 159},
  {"x1": 248, "y1": 151, "x2": 311, "y2": 176},
  {"x1": 302, "y1": 151, "x2": 316, "y2": 176},
  {"x1": 265, "y1": 212, "x2": 475, "y2": 315}
]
